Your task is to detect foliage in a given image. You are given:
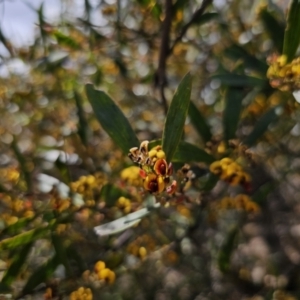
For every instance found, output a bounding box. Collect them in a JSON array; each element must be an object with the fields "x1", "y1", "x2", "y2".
[{"x1": 0, "y1": 0, "x2": 300, "y2": 299}]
